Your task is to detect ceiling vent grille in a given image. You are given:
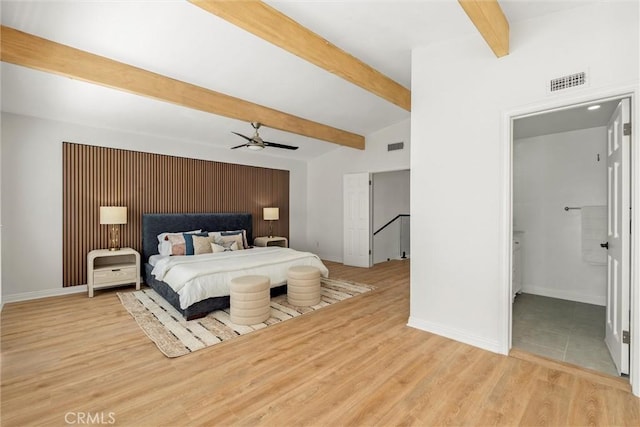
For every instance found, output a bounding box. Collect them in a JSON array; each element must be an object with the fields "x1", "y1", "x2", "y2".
[
  {"x1": 388, "y1": 142, "x2": 404, "y2": 151},
  {"x1": 550, "y1": 72, "x2": 586, "y2": 92}
]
